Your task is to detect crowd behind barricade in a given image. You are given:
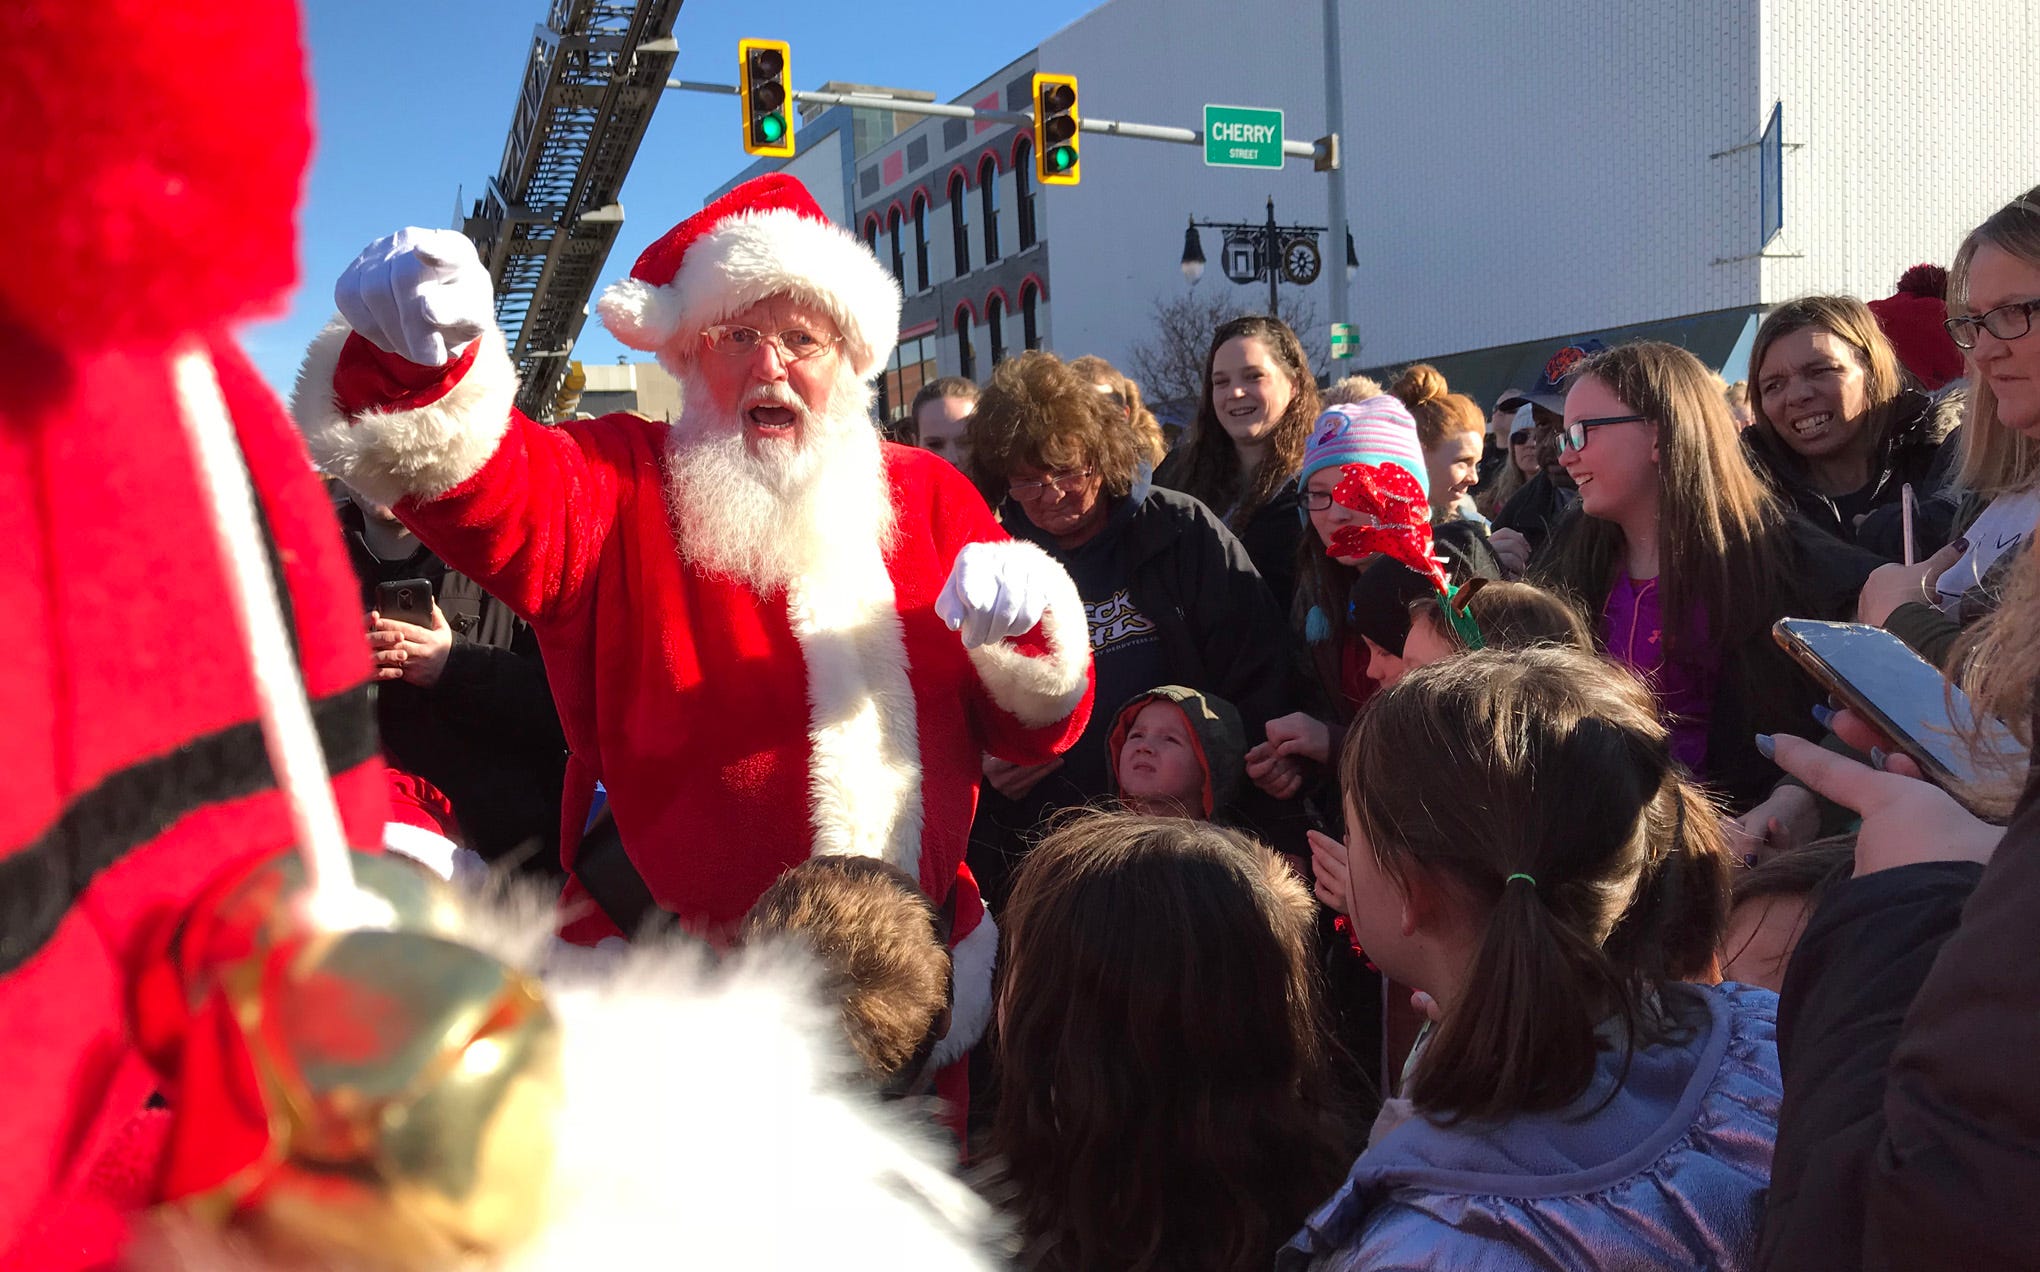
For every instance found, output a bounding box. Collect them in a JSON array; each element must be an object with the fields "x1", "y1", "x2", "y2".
[{"x1": 328, "y1": 181, "x2": 2040, "y2": 1269}]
